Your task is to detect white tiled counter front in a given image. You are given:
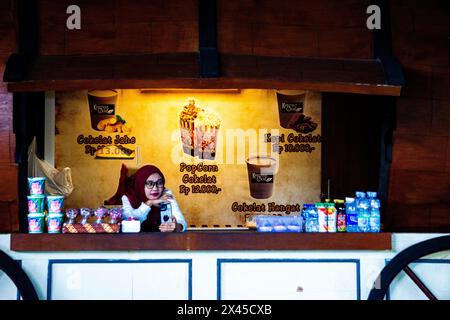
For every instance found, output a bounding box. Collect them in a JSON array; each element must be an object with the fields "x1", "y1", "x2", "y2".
[
  {"x1": 217, "y1": 259, "x2": 359, "y2": 300},
  {"x1": 1, "y1": 233, "x2": 450, "y2": 300}
]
